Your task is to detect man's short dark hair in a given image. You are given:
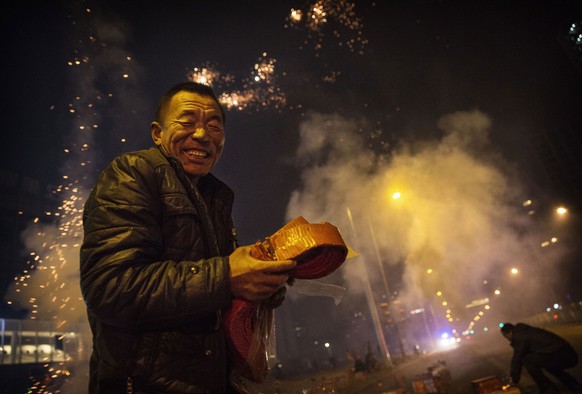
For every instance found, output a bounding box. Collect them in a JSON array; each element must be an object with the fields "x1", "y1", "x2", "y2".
[
  {"x1": 500, "y1": 323, "x2": 514, "y2": 335},
  {"x1": 155, "y1": 81, "x2": 226, "y2": 124}
]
